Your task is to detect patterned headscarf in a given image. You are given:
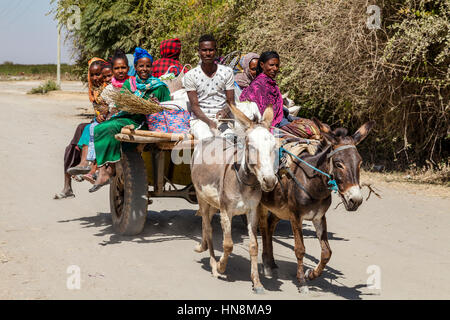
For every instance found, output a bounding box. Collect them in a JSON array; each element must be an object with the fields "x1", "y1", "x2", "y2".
[
  {"x1": 133, "y1": 47, "x2": 153, "y2": 65},
  {"x1": 152, "y1": 38, "x2": 184, "y2": 78},
  {"x1": 88, "y1": 57, "x2": 106, "y2": 103},
  {"x1": 129, "y1": 75, "x2": 167, "y2": 98},
  {"x1": 235, "y1": 53, "x2": 259, "y2": 89}
]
